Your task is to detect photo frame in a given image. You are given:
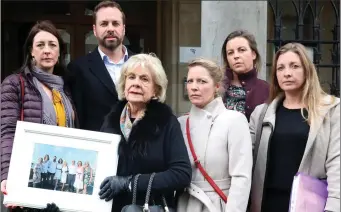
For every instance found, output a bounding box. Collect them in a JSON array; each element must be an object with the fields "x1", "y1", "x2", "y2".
[{"x1": 3, "y1": 121, "x2": 121, "y2": 212}]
